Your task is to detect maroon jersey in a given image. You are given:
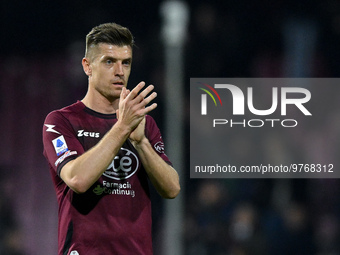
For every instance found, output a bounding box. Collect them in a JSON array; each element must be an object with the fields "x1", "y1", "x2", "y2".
[{"x1": 42, "y1": 101, "x2": 171, "y2": 255}]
